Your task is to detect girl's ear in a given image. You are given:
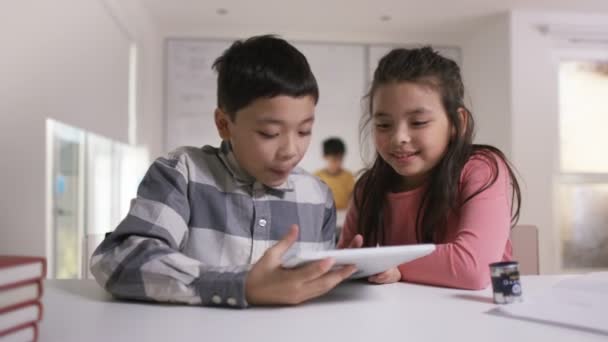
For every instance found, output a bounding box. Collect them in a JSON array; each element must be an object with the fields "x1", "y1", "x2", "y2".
[
  {"x1": 451, "y1": 107, "x2": 469, "y2": 138},
  {"x1": 214, "y1": 108, "x2": 232, "y2": 140}
]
